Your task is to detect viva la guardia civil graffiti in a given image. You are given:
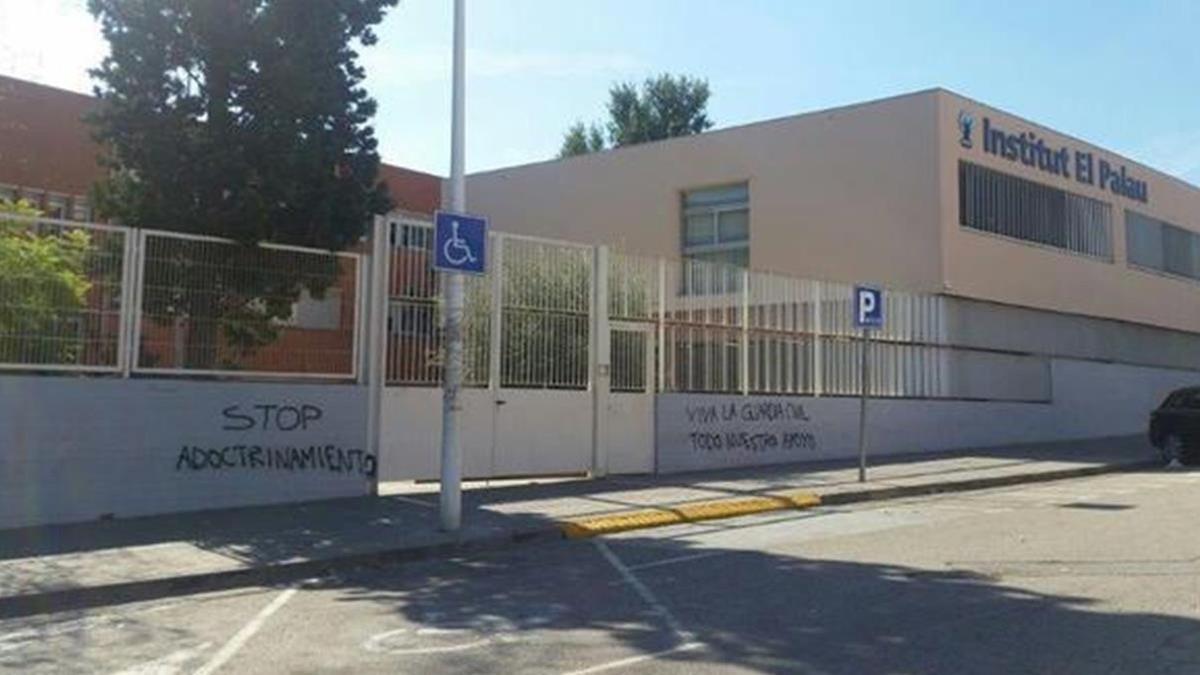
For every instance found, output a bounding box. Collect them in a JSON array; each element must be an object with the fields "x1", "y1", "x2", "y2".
[
  {"x1": 174, "y1": 402, "x2": 376, "y2": 477},
  {"x1": 684, "y1": 400, "x2": 818, "y2": 454}
]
